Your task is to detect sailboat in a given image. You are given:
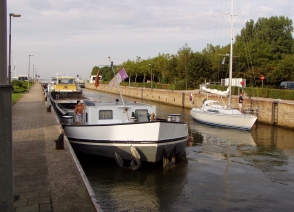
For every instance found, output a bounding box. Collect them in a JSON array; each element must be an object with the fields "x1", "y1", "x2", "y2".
[{"x1": 190, "y1": 0, "x2": 257, "y2": 131}]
